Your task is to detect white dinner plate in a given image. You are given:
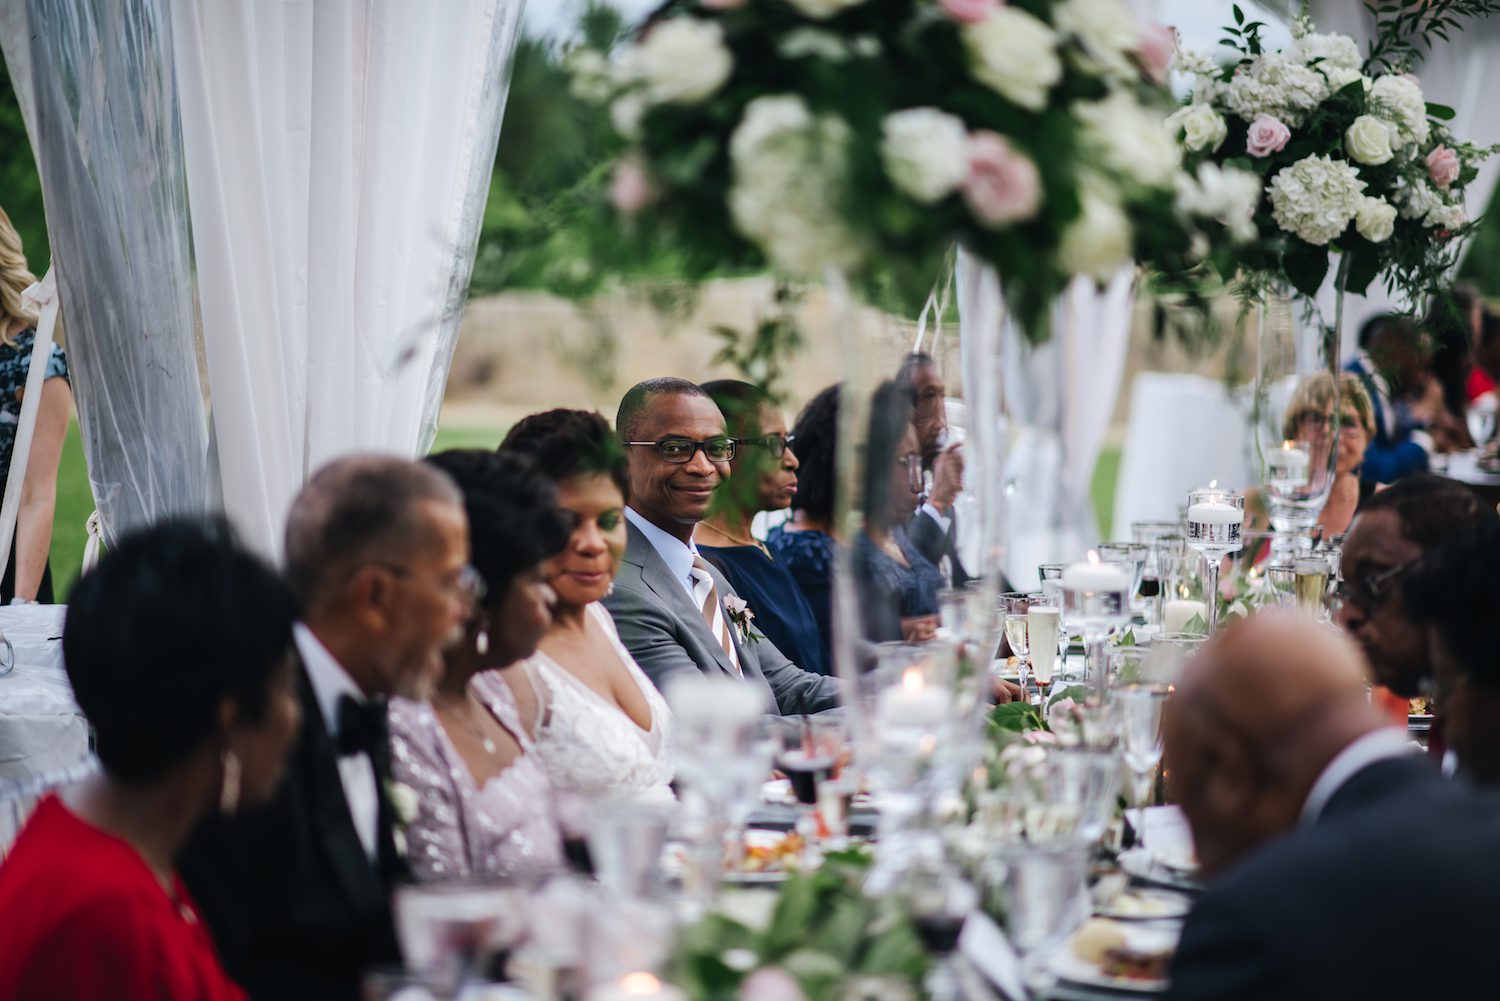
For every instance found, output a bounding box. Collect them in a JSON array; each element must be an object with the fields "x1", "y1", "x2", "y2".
[
  {"x1": 1049, "y1": 925, "x2": 1177, "y2": 993},
  {"x1": 1119, "y1": 848, "x2": 1201, "y2": 892},
  {"x1": 1096, "y1": 888, "x2": 1192, "y2": 922}
]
